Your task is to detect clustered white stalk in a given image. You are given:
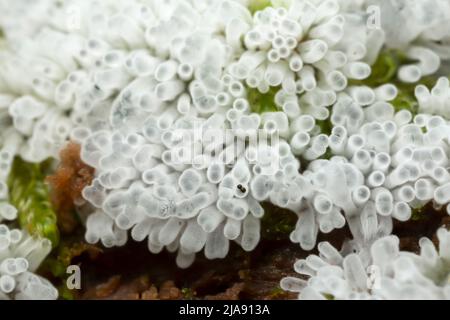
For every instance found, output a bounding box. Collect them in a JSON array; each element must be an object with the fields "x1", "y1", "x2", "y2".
[
  {"x1": 281, "y1": 228, "x2": 450, "y2": 300},
  {"x1": 289, "y1": 87, "x2": 450, "y2": 249},
  {"x1": 0, "y1": 223, "x2": 58, "y2": 300},
  {"x1": 416, "y1": 77, "x2": 450, "y2": 118},
  {"x1": 342, "y1": 0, "x2": 450, "y2": 83},
  {"x1": 0, "y1": 0, "x2": 449, "y2": 300}
]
